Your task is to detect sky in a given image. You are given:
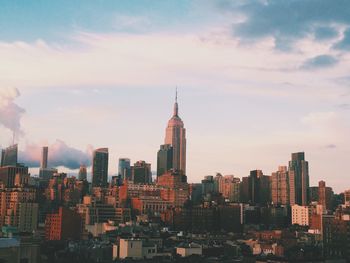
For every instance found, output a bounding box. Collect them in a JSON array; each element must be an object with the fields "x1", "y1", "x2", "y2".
[{"x1": 0, "y1": 0, "x2": 350, "y2": 193}]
